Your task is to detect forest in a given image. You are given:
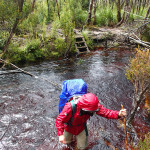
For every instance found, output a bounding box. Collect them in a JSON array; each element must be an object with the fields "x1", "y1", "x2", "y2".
[
  {"x1": 0, "y1": 0, "x2": 150, "y2": 150},
  {"x1": 0, "y1": 0, "x2": 150, "y2": 63}
]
